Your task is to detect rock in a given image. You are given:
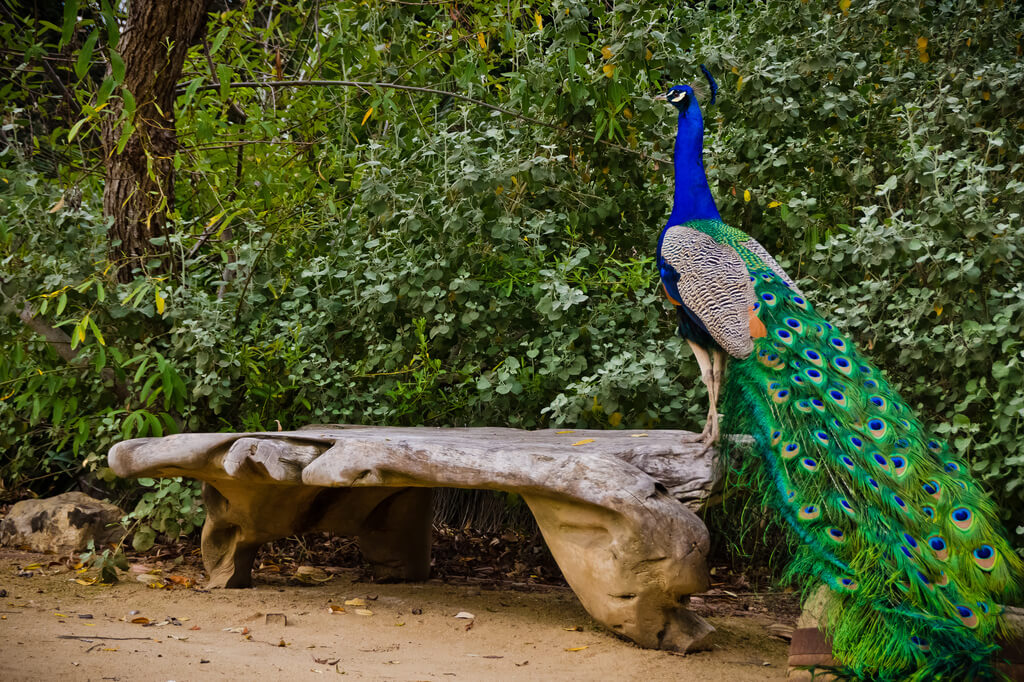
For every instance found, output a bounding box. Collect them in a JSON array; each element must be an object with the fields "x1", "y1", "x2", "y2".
[
  {"x1": 0, "y1": 492, "x2": 125, "y2": 553},
  {"x1": 109, "y1": 426, "x2": 722, "y2": 653}
]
